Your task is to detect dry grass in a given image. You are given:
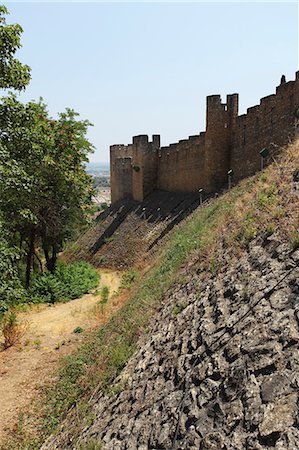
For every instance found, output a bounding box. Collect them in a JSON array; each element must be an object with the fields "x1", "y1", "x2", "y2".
[
  {"x1": 197, "y1": 140, "x2": 299, "y2": 270},
  {"x1": 0, "y1": 270, "x2": 123, "y2": 448}
]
